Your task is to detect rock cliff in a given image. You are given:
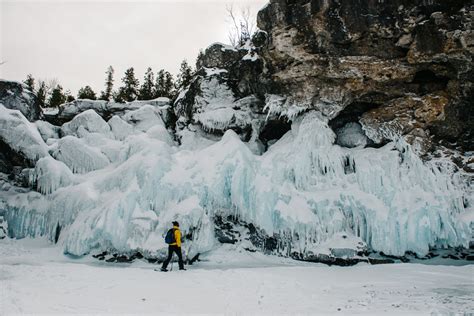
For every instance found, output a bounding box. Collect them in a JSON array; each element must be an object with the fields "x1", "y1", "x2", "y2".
[
  {"x1": 257, "y1": 0, "x2": 473, "y2": 156},
  {"x1": 175, "y1": 0, "x2": 473, "y2": 163}
]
